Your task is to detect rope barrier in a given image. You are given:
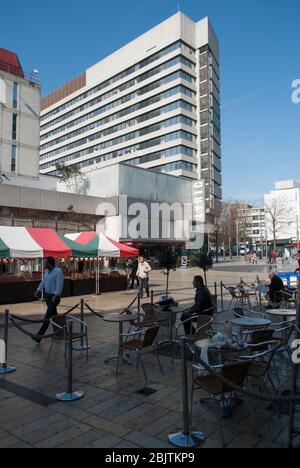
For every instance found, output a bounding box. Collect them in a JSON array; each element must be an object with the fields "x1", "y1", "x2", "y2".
[
  {"x1": 8, "y1": 314, "x2": 44, "y2": 325},
  {"x1": 84, "y1": 301, "x2": 104, "y2": 319},
  {"x1": 9, "y1": 315, "x2": 65, "y2": 341},
  {"x1": 61, "y1": 303, "x2": 81, "y2": 317}
]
